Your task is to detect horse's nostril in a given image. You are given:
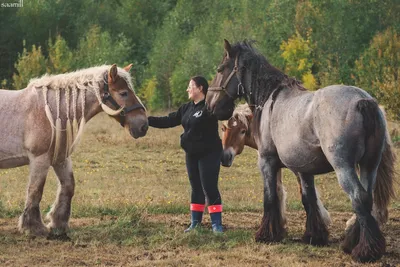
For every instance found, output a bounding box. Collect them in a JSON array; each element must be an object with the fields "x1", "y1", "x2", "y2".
[{"x1": 141, "y1": 124, "x2": 148, "y2": 133}]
